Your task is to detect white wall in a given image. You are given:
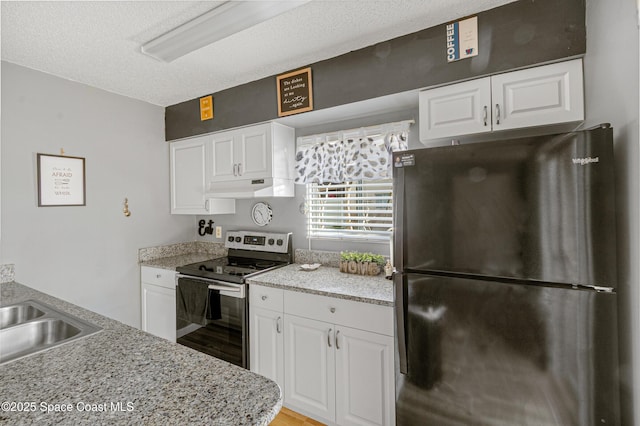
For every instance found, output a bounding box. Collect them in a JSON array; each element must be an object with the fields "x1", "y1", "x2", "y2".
[
  {"x1": 584, "y1": 1, "x2": 640, "y2": 425},
  {"x1": 0, "y1": 62, "x2": 194, "y2": 327}
]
